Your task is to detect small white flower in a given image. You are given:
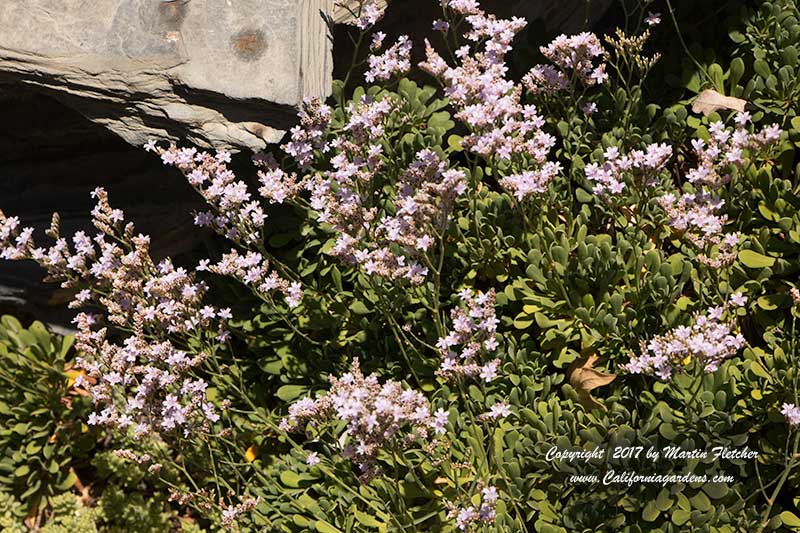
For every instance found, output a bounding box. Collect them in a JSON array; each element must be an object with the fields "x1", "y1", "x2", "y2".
[
  {"x1": 645, "y1": 11, "x2": 661, "y2": 26},
  {"x1": 306, "y1": 452, "x2": 321, "y2": 466}
]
